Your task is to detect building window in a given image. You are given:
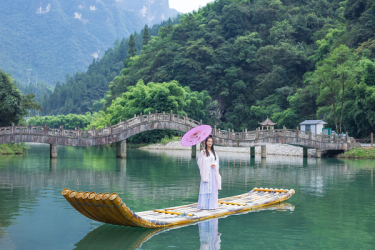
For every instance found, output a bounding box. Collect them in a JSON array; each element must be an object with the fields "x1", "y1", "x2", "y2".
[{"x1": 305, "y1": 125, "x2": 310, "y2": 132}]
